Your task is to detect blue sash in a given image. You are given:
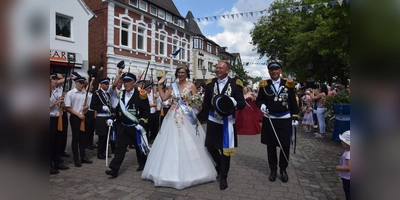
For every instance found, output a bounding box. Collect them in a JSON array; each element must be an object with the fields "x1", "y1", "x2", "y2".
[{"x1": 172, "y1": 83, "x2": 197, "y2": 126}]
